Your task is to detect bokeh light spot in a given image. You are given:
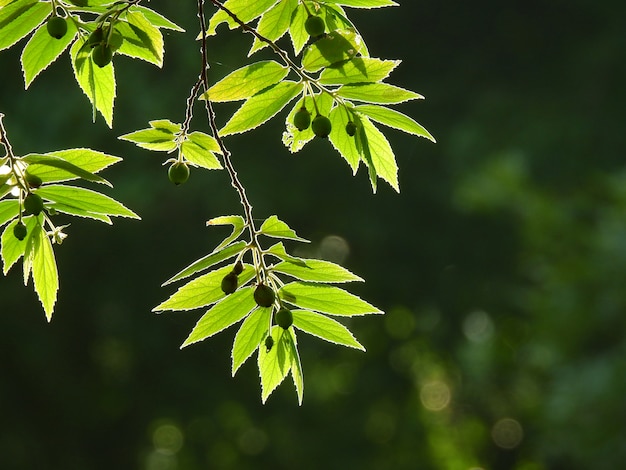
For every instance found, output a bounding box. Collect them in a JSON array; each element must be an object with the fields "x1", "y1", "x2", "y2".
[
  {"x1": 463, "y1": 310, "x2": 494, "y2": 343},
  {"x1": 491, "y1": 418, "x2": 523, "y2": 449},
  {"x1": 153, "y1": 423, "x2": 184, "y2": 455},
  {"x1": 318, "y1": 235, "x2": 350, "y2": 264},
  {"x1": 420, "y1": 380, "x2": 451, "y2": 411}
]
